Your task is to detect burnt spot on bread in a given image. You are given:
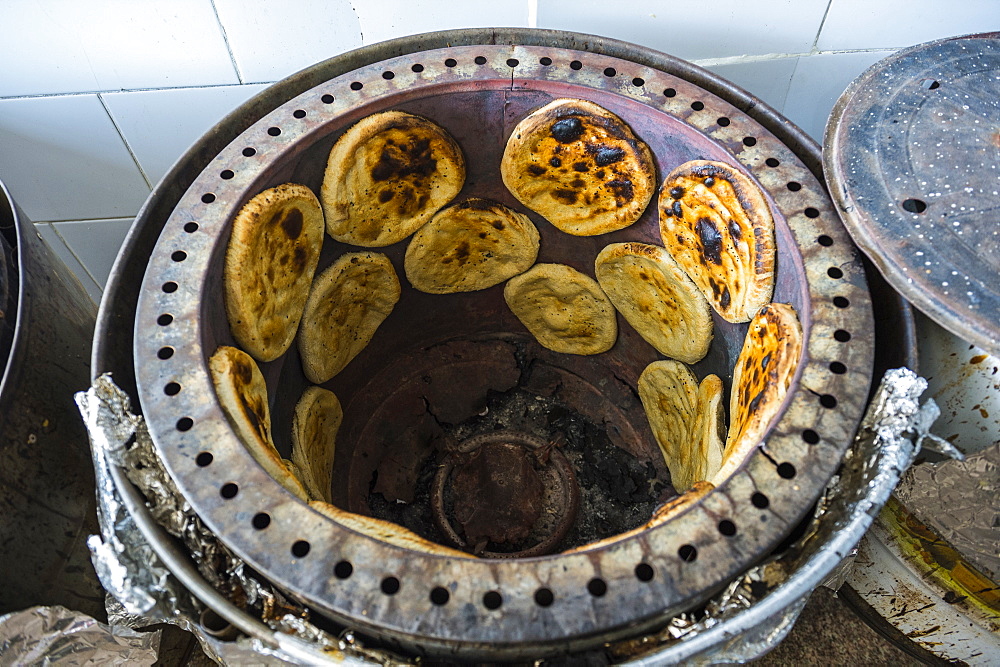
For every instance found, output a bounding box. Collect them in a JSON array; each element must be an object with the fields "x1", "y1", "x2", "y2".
[
  {"x1": 670, "y1": 186, "x2": 685, "y2": 199},
  {"x1": 672, "y1": 200, "x2": 683, "y2": 217},
  {"x1": 378, "y1": 190, "x2": 394, "y2": 204},
  {"x1": 728, "y1": 219, "x2": 742, "y2": 240},
  {"x1": 589, "y1": 145, "x2": 626, "y2": 166},
  {"x1": 553, "y1": 188, "x2": 578, "y2": 204},
  {"x1": 371, "y1": 137, "x2": 437, "y2": 182},
  {"x1": 572, "y1": 161, "x2": 589, "y2": 172},
  {"x1": 277, "y1": 207, "x2": 303, "y2": 239},
  {"x1": 606, "y1": 179, "x2": 634, "y2": 204},
  {"x1": 747, "y1": 389, "x2": 765, "y2": 414},
  {"x1": 527, "y1": 164, "x2": 546, "y2": 176},
  {"x1": 292, "y1": 246, "x2": 308, "y2": 272},
  {"x1": 460, "y1": 199, "x2": 493, "y2": 211},
  {"x1": 491, "y1": 220, "x2": 505, "y2": 230},
  {"x1": 595, "y1": 170, "x2": 606, "y2": 179},
  {"x1": 454, "y1": 241, "x2": 471, "y2": 265},
  {"x1": 704, "y1": 177, "x2": 715, "y2": 187},
  {"x1": 696, "y1": 218, "x2": 723, "y2": 265},
  {"x1": 551, "y1": 117, "x2": 584, "y2": 143},
  {"x1": 570, "y1": 178, "x2": 586, "y2": 189},
  {"x1": 720, "y1": 285, "x2": 731, "y2": 310},
  {"x1": 549, "y1": 157, "x2": 562, "y2": 167},
  {"x1": 233, "y1": 356, "x2": 254, "y2": 385}
]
